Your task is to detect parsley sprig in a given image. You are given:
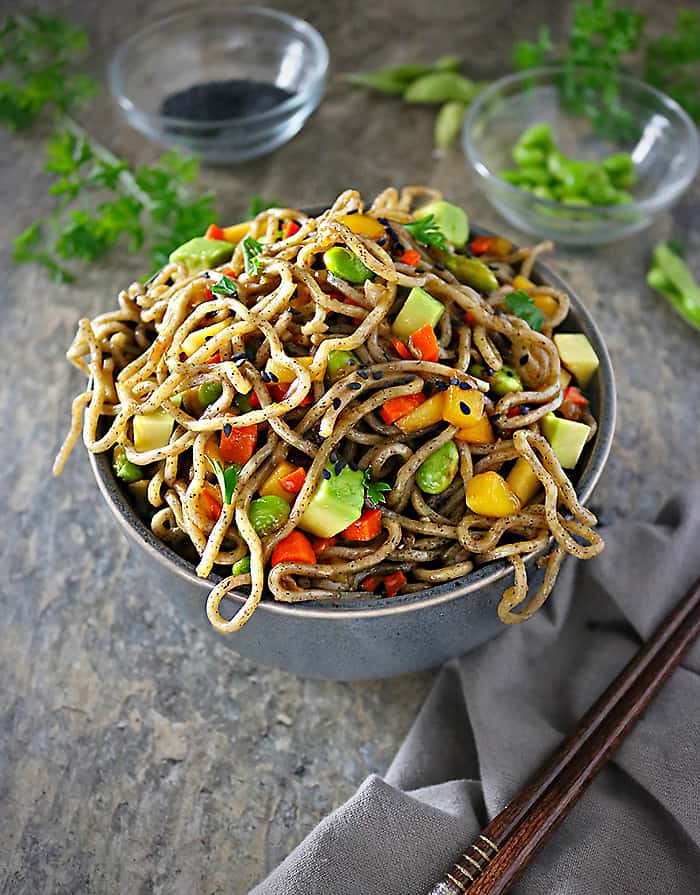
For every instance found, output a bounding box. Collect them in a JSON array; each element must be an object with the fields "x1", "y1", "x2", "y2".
[
  {"x1": 403, "y1": 214, "x2": 448, "y2": 252},
  {"x1": 242, "y1": 235, "x2": 264, "y2": 276},
  {"x1": 362, "y1": 468, "x2": 392, "y2": 508},
  {"x1": 211, "y1": 275, "x2": 238, "y2": 297},
  {"x1": 506, "y1": 291, "x2": 544, "y2": 332},
  {"x1": 209, "y1": 458, "x2": 240, "y2": 505}
]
